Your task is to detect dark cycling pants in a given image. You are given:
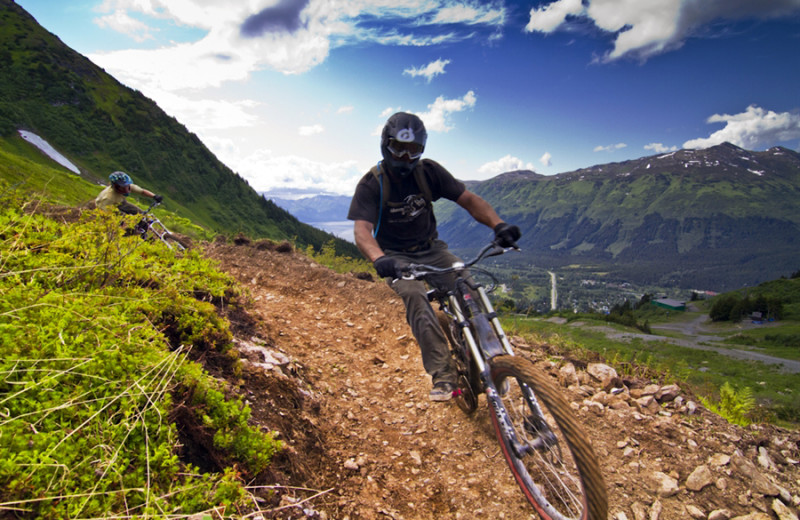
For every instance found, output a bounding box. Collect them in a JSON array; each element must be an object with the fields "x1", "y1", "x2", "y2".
[
  {"x1": 118, "y1": 201, "x2": 143, "y2": 215},
  {"x1": 385, "y1": 240, "x2": 460, "y2": 386}
]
